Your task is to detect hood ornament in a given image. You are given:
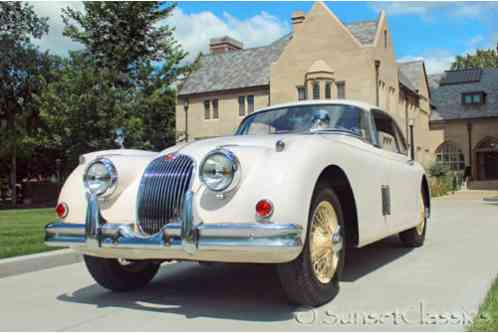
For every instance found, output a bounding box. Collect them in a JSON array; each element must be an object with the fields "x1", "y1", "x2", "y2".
[{"x1": 114, "y1": 128, "x2": 125, "y2": 149}]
